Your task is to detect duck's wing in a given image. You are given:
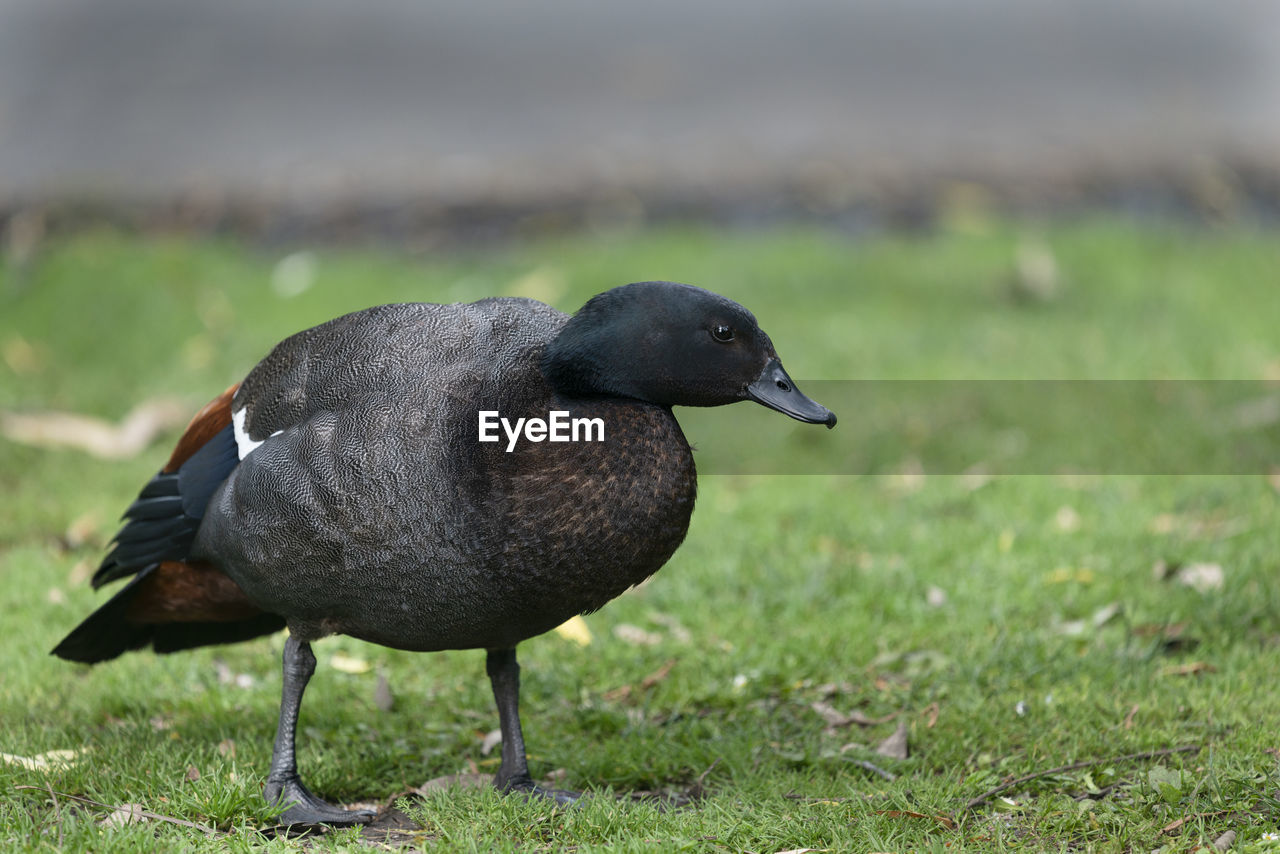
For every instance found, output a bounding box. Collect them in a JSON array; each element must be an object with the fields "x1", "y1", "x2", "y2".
[
  {"x1": 54, "y1": 384, "x2": 284, "y2": 663},
  {"x1": 229, "y1": 300, "x2": 567, "y2": 446}
]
